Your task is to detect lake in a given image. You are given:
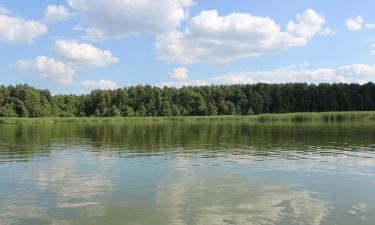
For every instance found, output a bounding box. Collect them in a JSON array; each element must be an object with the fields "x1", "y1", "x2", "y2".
[{"x1": 0, "y1": 120, "x2": 375, "y2": 225}]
